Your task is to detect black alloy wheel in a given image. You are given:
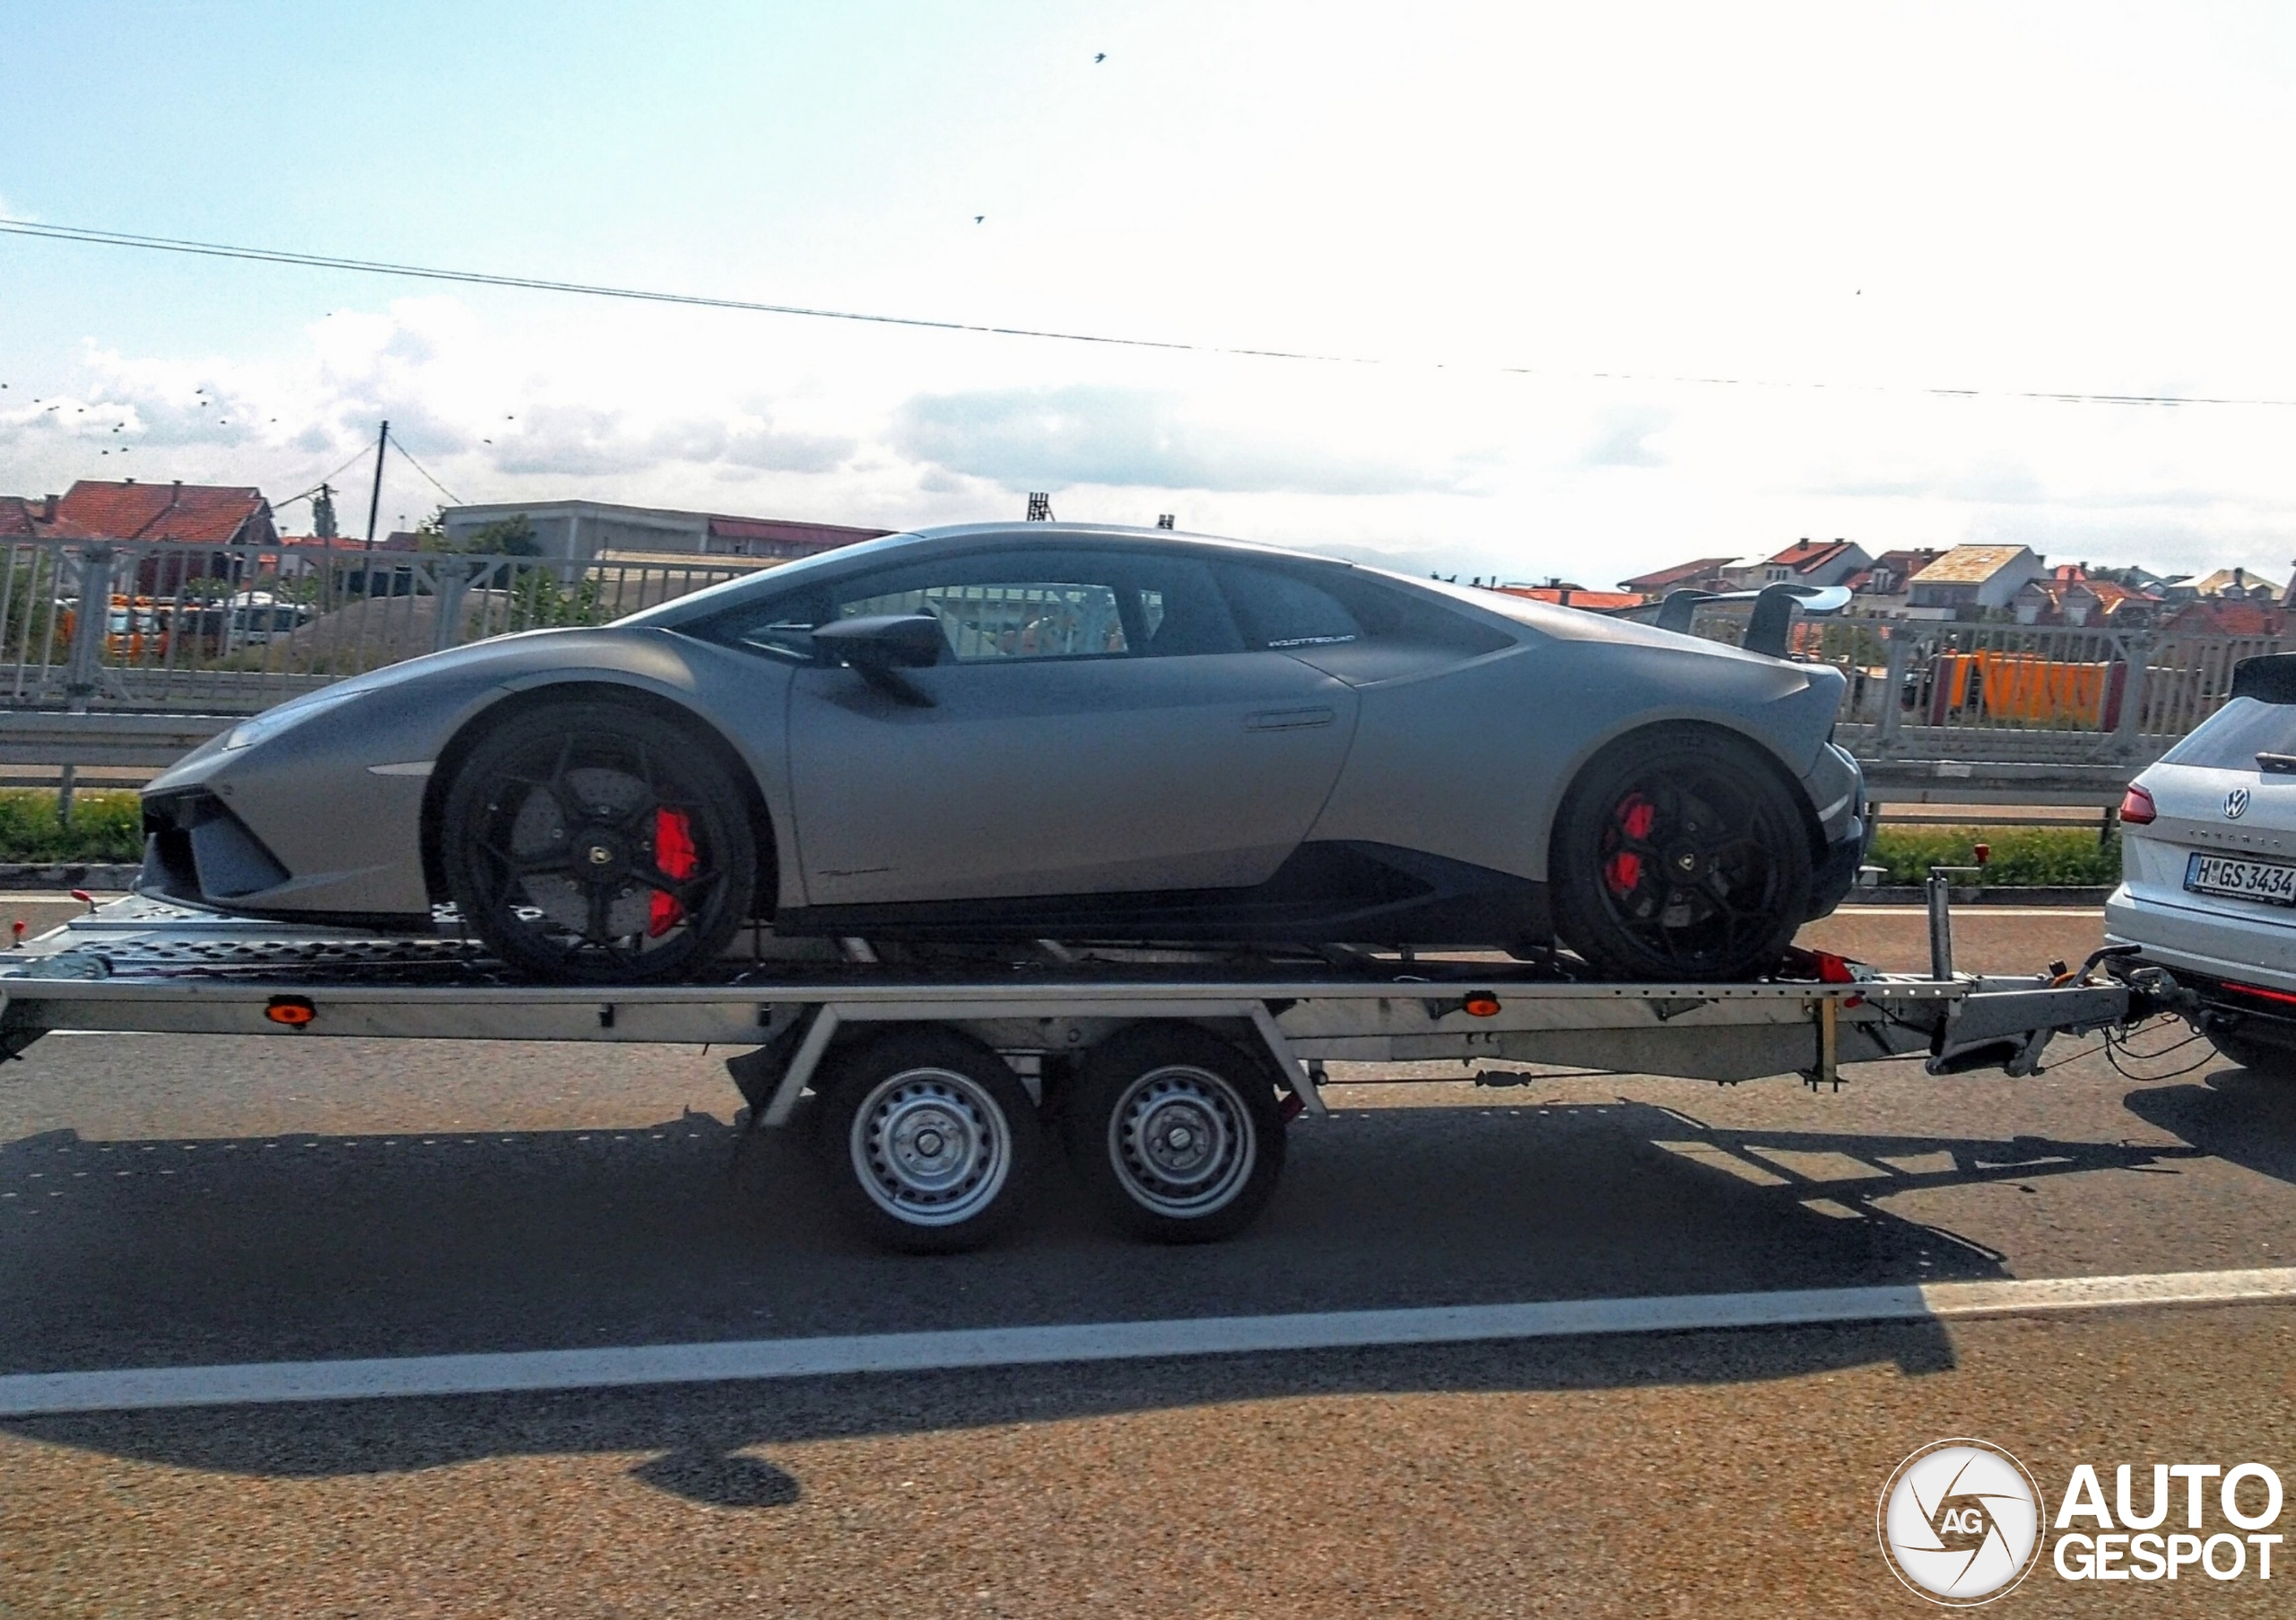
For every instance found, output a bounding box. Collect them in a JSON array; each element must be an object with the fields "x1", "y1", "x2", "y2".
[
  {"x1": 1552, "y1": 728, "x2": 1813, "y2": 982},
  {"x1": 439, "y1": 701, "x2": 756, "y2": 984}
]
